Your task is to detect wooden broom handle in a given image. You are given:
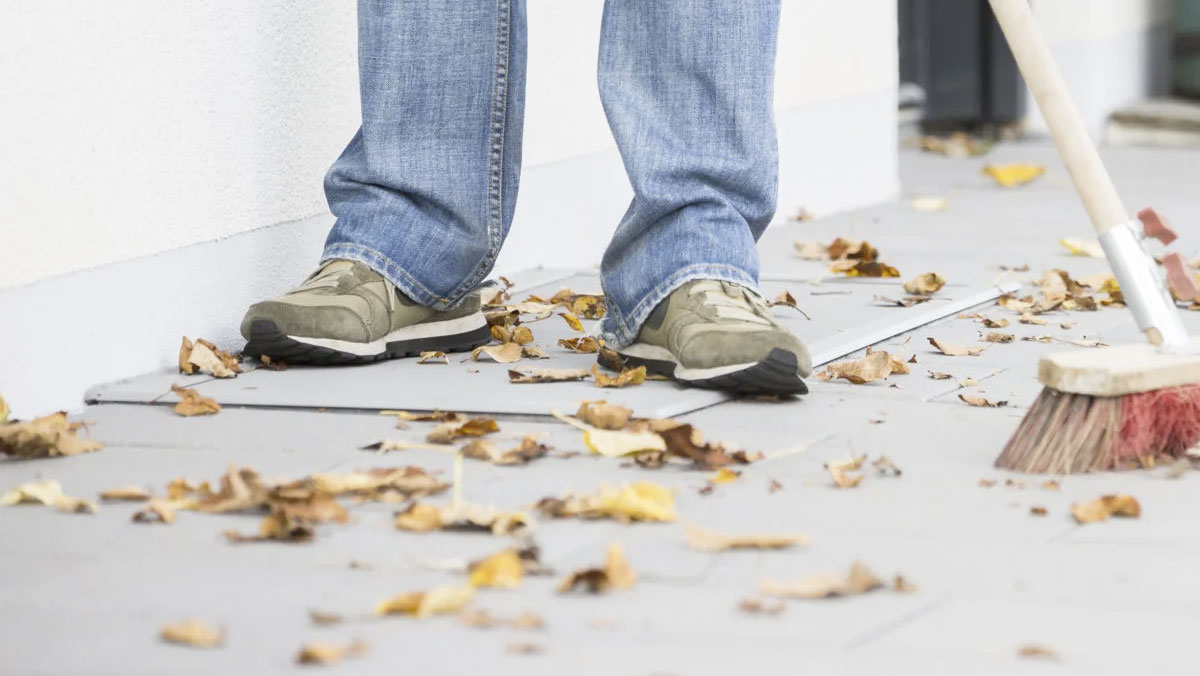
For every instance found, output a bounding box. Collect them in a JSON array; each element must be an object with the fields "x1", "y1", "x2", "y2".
[{"x1": 988, "y1": 0, "x2": 1128, "y2": 234}]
